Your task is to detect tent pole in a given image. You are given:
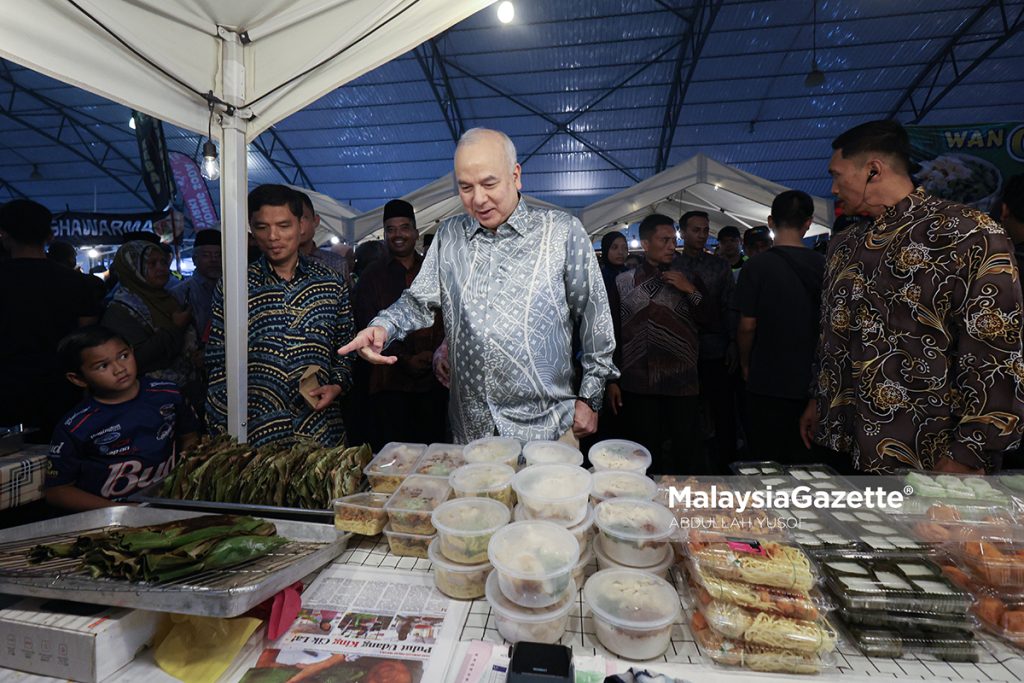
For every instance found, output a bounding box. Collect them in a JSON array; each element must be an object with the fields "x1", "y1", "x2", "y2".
[{"x1": 219, "y1": 28, "x2": 249, "y2": 442}]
